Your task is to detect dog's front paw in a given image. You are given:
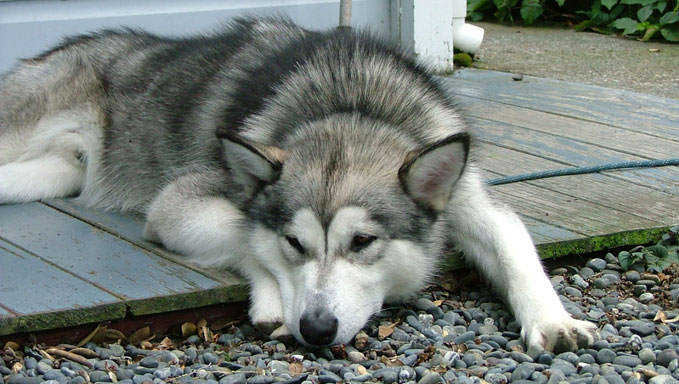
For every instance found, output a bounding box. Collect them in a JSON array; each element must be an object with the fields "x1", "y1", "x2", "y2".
[{"x1": 523, "y1": 317, "x2": 598, "y2": 357}]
